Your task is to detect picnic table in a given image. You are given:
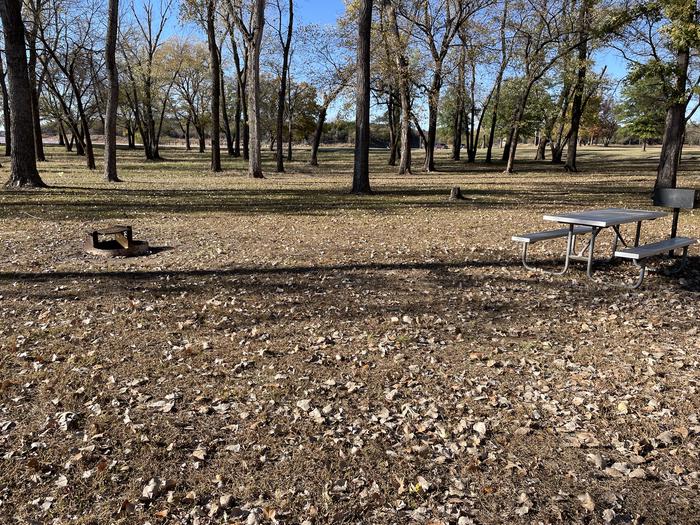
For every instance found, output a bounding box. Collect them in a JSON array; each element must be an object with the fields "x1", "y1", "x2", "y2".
[
  {"x1": 542, "y1": 208, "x2": 667, "y2": 278},
  {"x1": 512, "y1": 190, "x2": 698, "y2": 288}
]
